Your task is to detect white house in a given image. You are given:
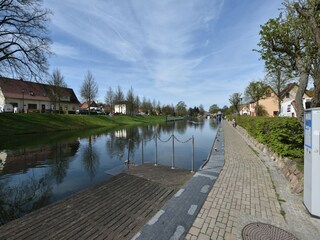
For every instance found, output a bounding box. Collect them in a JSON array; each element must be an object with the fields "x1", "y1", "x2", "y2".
[
  {"x1": 0, "y1": 77, "x2": 80, "y2": 113},
  {"x1": 279, "y1": 83, "x2": 312, "y2": 117},
  {"x1": 114, "y1": 102, "x2": 127, "y2": 114}
]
